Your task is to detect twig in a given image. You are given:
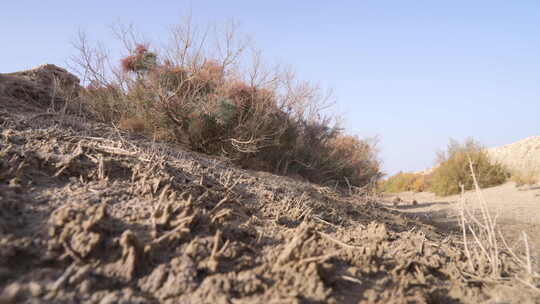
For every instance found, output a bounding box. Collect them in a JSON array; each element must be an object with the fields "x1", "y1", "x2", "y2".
[
  {"x1": 523, "y1": 231, "x2": 533, "y2": 275},
  {"x1": 498, "y1": 230, "x2": 526, "y2": 268},
  {"x1": 468, "y1": 225, "x2": 492, "y2": 266},
  {"x1": 318, "y1": 231, "x2": 360, "y2": 250},
  {"x1": 211, "y1": 229, "x2": 221, "y2": 258},
  {"x1": 298, "y1": 252, "x2": 338, "y2": 265},
  {"x1": 312, "y1": 216, "x2": 339, "y2": 229},
  {"x1": 210, "y1": 197, "x2": 229, "y2": 213},
  {"x1": 341, "y1": 275, "x2": 363, "y2": 284},
  {"x1": 151, "y1": 216, "x2": 193, "y2": 244},
  {"x1": 459, "y1": 184, "x2": 474, "y2": 272},
  {"x1": 217, "y1": 240, "x2": 230, "y2": 256},
  {"x1": 469, "y1": 157, "x2": 500, "y2": 277}
]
